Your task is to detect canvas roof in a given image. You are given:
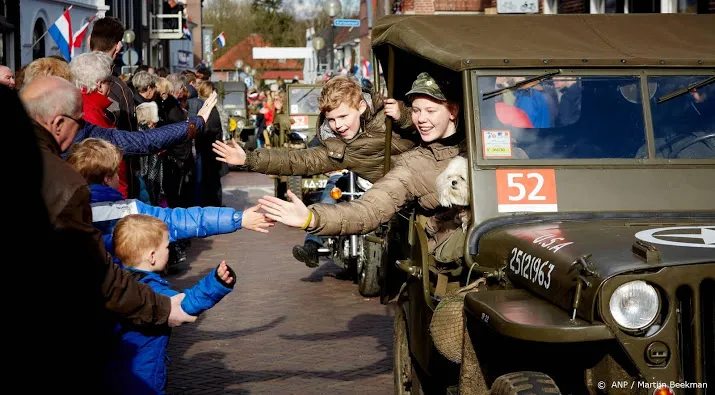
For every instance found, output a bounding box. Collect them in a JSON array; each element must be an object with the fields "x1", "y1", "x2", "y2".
[{"x1": 372, "y1": 14, "x2": 715, "y2": 71}]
